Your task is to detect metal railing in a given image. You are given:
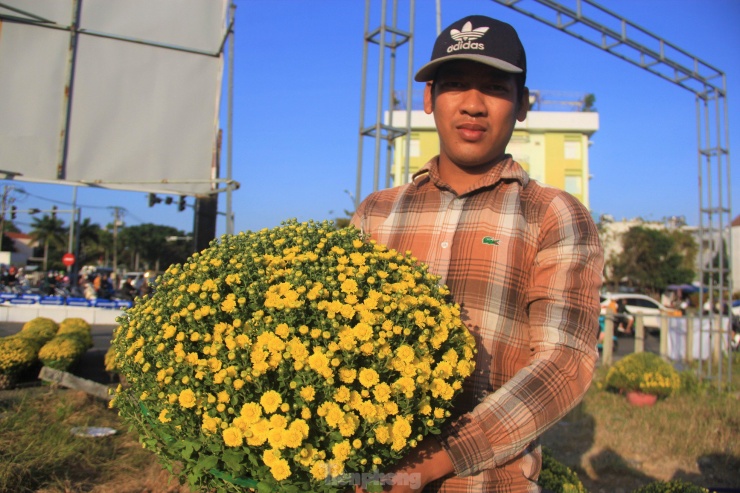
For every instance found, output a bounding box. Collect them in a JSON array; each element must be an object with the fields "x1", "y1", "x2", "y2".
[{"x1": 599, "y1": 312, "x2": 735, "y2": 389}]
